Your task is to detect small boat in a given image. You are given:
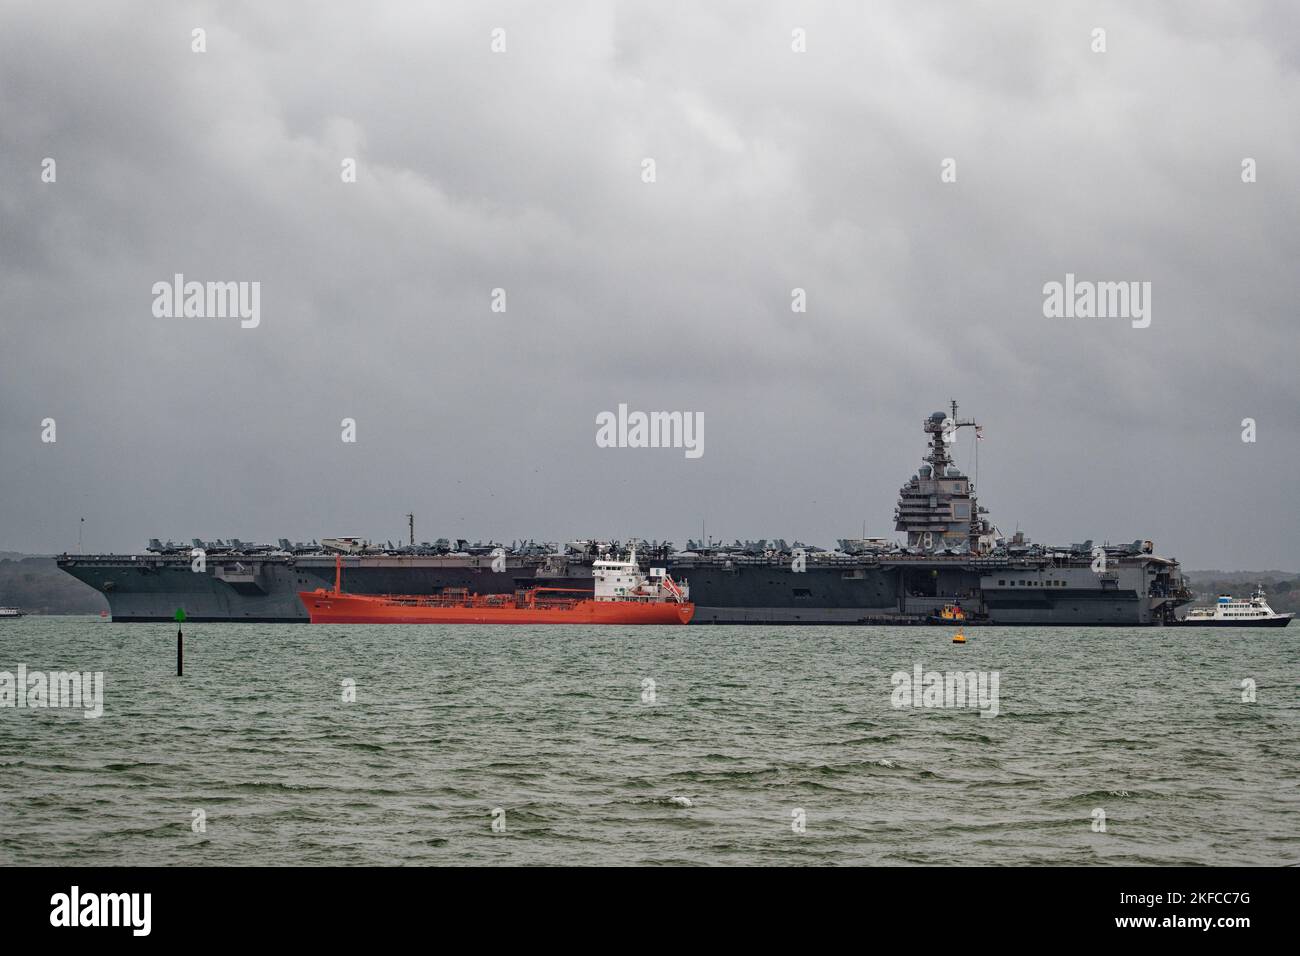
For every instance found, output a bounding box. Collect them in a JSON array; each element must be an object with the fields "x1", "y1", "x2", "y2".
[
  {"x1": 300, "y1": 546, "x2": 693, "y2": 624},
  {"x1": 0, "y1": 607, "x2": 24, "y2": 619},
  {"x1": 1173, "y1": 586, "x2": 1293, "y2": 627},
  {"x1": 933, "y1": 603, "x2": 967, "y2": 623}
]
